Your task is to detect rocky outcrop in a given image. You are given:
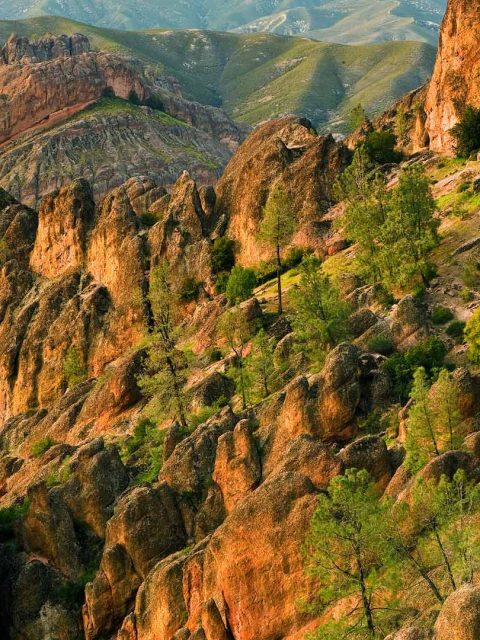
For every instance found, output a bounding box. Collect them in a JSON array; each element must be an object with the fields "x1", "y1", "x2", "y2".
[
  {"x1": 30, "y1": 180, "x2": 95, "y2": 278},
  {"x1": 1, "y1": 33, "x2": 91, "y2": 65},
  {"x1": 434, "y1": 584, "x2": 480, "y2": 640},
  {"x1": 0, "y1": 33, "x2": 244, "y2": 205},
  {"x1": 425, "y1": 0, "x2": 480, "y2": 154},
  {"x1": 215, "y1": 116, "x2": 350, "y2": 265}
]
